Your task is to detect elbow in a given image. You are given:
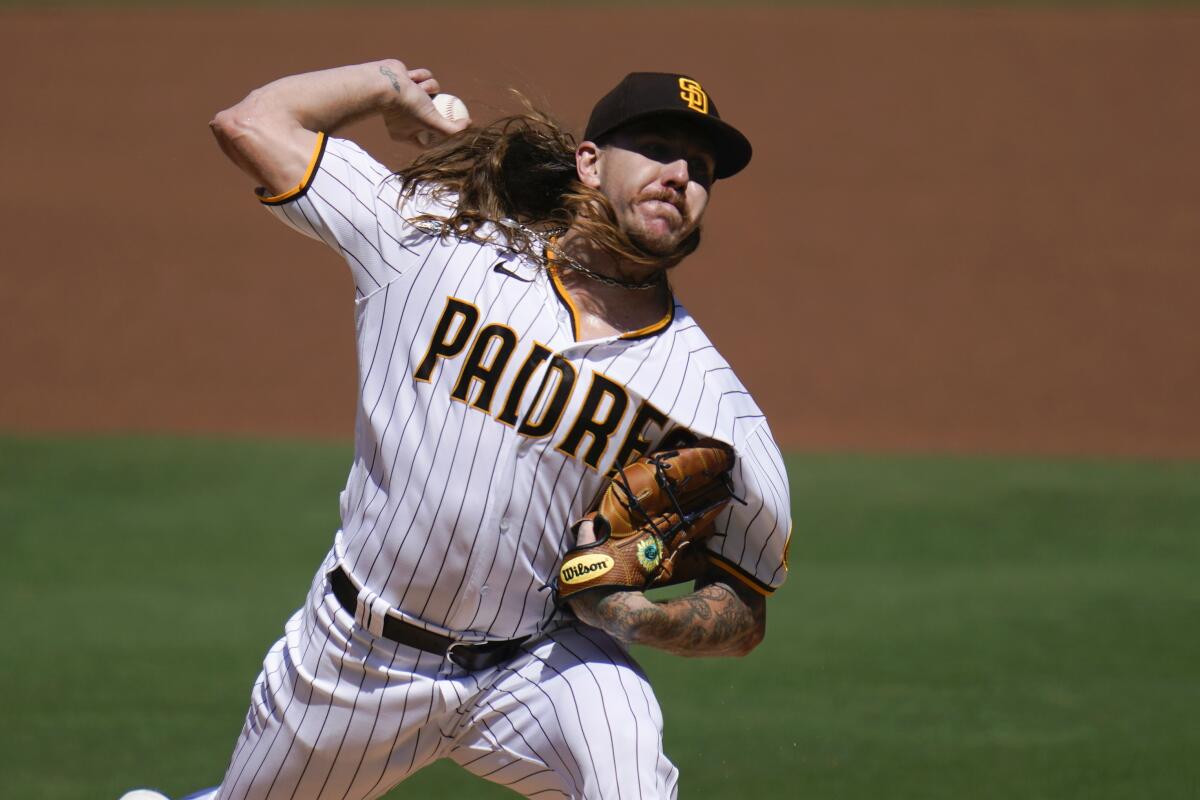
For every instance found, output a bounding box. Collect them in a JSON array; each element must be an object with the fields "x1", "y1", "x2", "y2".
[
  {"x1": 208, "y1": 106, "x2": 240, "y2": 146},
  {"x1": 209, "y1": 91, "x2": 276, "y2": 155},
  {"x1": 208, "y1": 95, "x2": 289, "y2": 184},
  {"x1": 209, "y1": 99, "x2": 257, "y2": 150},
  {"x1": 208, "y1": 112, "x2": 252, "y2": 177},
  {"x1": 209, "y1": 107, "x2": 252, "y2": 166},
  {"x1": 732, "y1": 621, "x2": 765, "y2": 657},
  {"x1": 724, "y1": 582, "x2": 767, "y2": 658}
]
